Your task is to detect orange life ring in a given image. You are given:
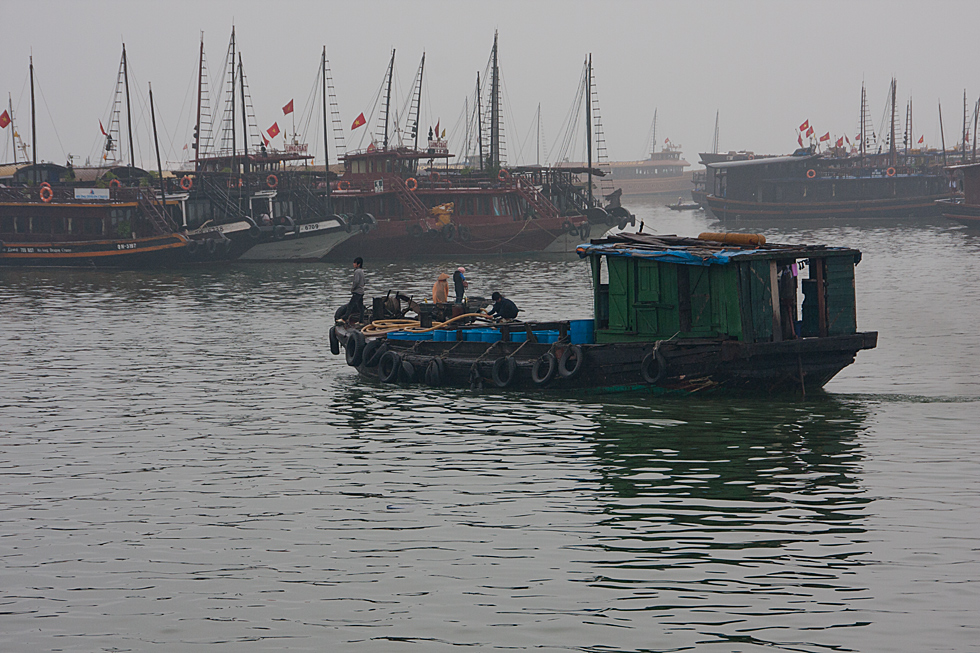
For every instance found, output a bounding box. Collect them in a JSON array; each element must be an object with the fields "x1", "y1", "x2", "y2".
[
  {"x1": 806, "y1": 169, "x2": 816, "y2": 179},
  {"x1": 430, "y1": 171, "x2": 440, "y2": 182},
  {"x1": 109, "y1": 179, "x2": 121, "y2": 188},
  {"x1": 180, "y1": 176, "x2": 193, "y2": 191},
  {"x1": 886, "y1": 167, "x2": 896, "y2": 177},
  {"x1": 39, "y1": 186, "x2": 53, "y2": 202},
  {"x1": 338, "y1": 180, "x2": 351, "y2": 191},
  {"x1": 497, "y1": 168, "x2": 510, "y2": 182},
  {"x1": 39, "y1": 181, "x2": 52, "y2": 191},
  {"x1": 405, "y1": 177, "x2": 418, "y2": 191},
  {"x1": 267, "y1": 174, "x2": 278, "y2": 189}
]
